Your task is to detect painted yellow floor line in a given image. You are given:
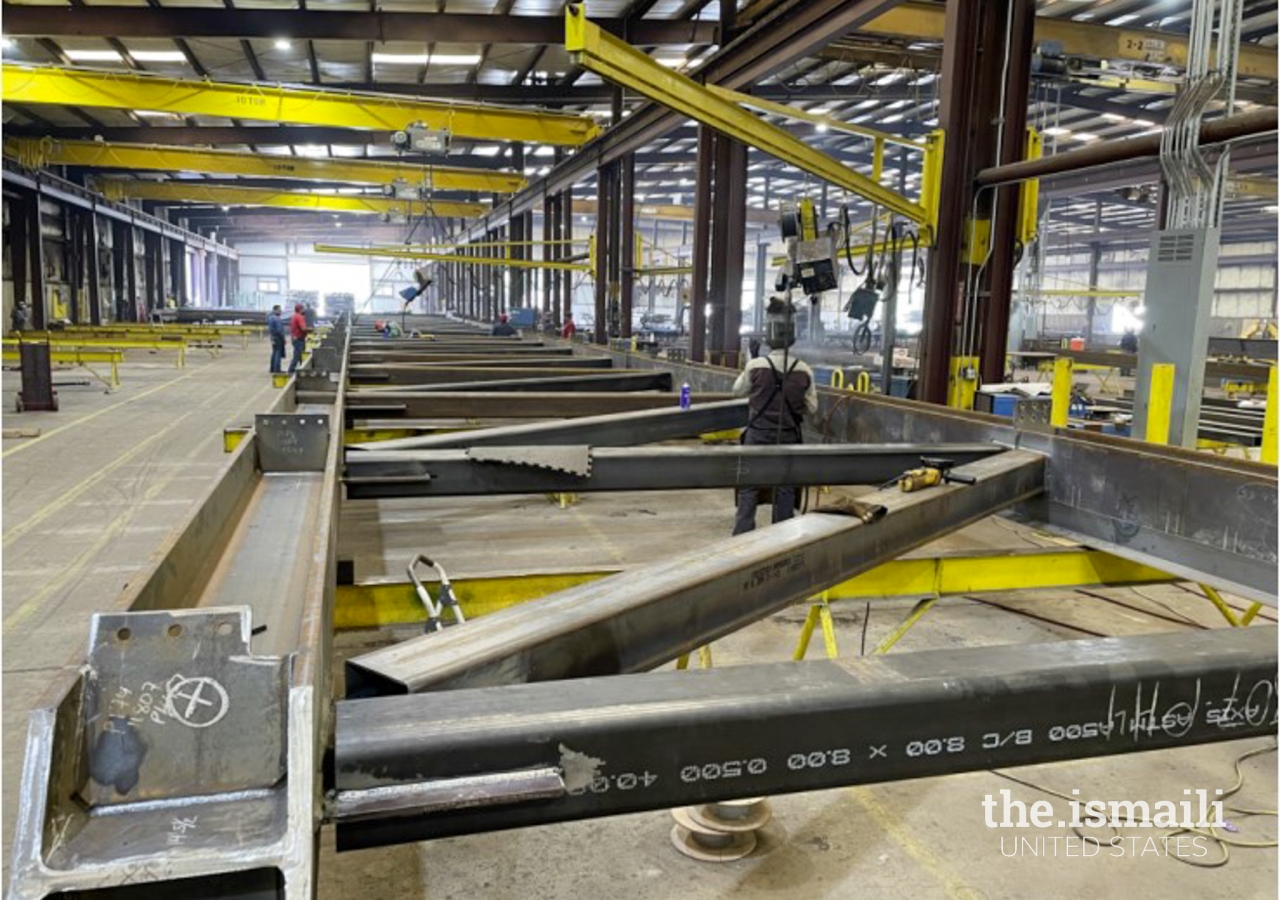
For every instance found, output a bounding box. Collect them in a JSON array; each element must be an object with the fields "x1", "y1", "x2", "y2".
[
  {"x1": 4, "y1": 420, "x2": 195, "y2": 547},
  {"x1": 848, "y1": 786, "x2": 987, "y2": 900},
  {"x1": 4, "y1": 380, "x2": 275, "y2": 631},
  {"x1": 2, "y1": 366, "x2": 200, "y2": 459}
]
